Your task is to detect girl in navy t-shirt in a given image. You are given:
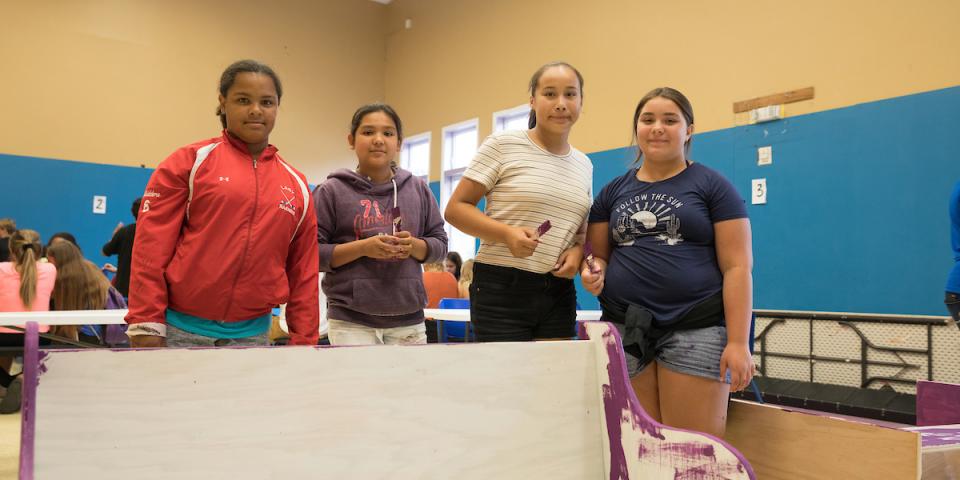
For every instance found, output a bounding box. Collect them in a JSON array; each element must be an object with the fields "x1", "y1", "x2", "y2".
[{"x1": 581, "y1": 87, "x2": 754, "y2": 438}]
